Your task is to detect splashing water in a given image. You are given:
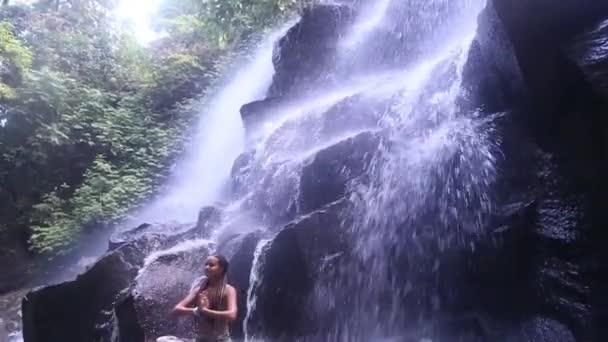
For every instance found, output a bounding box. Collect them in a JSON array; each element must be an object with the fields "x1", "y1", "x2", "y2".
[
  {"x1": 340, "y1": 0, "x2": 392, "y2": 49},
  {"x1": 313, "y1": 1, "x2": 499, "y2": 338},
  {"x1": 139, "y1": 239, "x2": 214, "y2": 274},
  {"x1": 129, "y1": 23, "x2": 294, "y2": 225},
  {"x1": 244, "y1": 238, "x2": 272, "y2": 341},
  {"x1": 238, "y1": 0, "x2": 499, "y2": 339}
]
